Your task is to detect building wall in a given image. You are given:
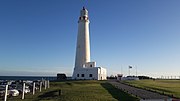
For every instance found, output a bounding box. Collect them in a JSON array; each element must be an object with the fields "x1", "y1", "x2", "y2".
[
  {"x1": 98, "y1": 67, "x2": 107, "y2": 80},
  {"x1": 72, "y1": 67, "x2": 107, "y2": 80}
]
